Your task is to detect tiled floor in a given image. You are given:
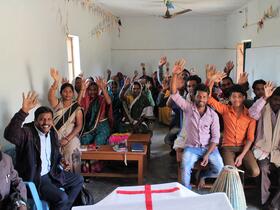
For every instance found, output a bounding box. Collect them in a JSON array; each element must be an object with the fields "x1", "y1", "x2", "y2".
[{"x1": 85, "y1": 123, "x2": 262, "y2": 209}]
